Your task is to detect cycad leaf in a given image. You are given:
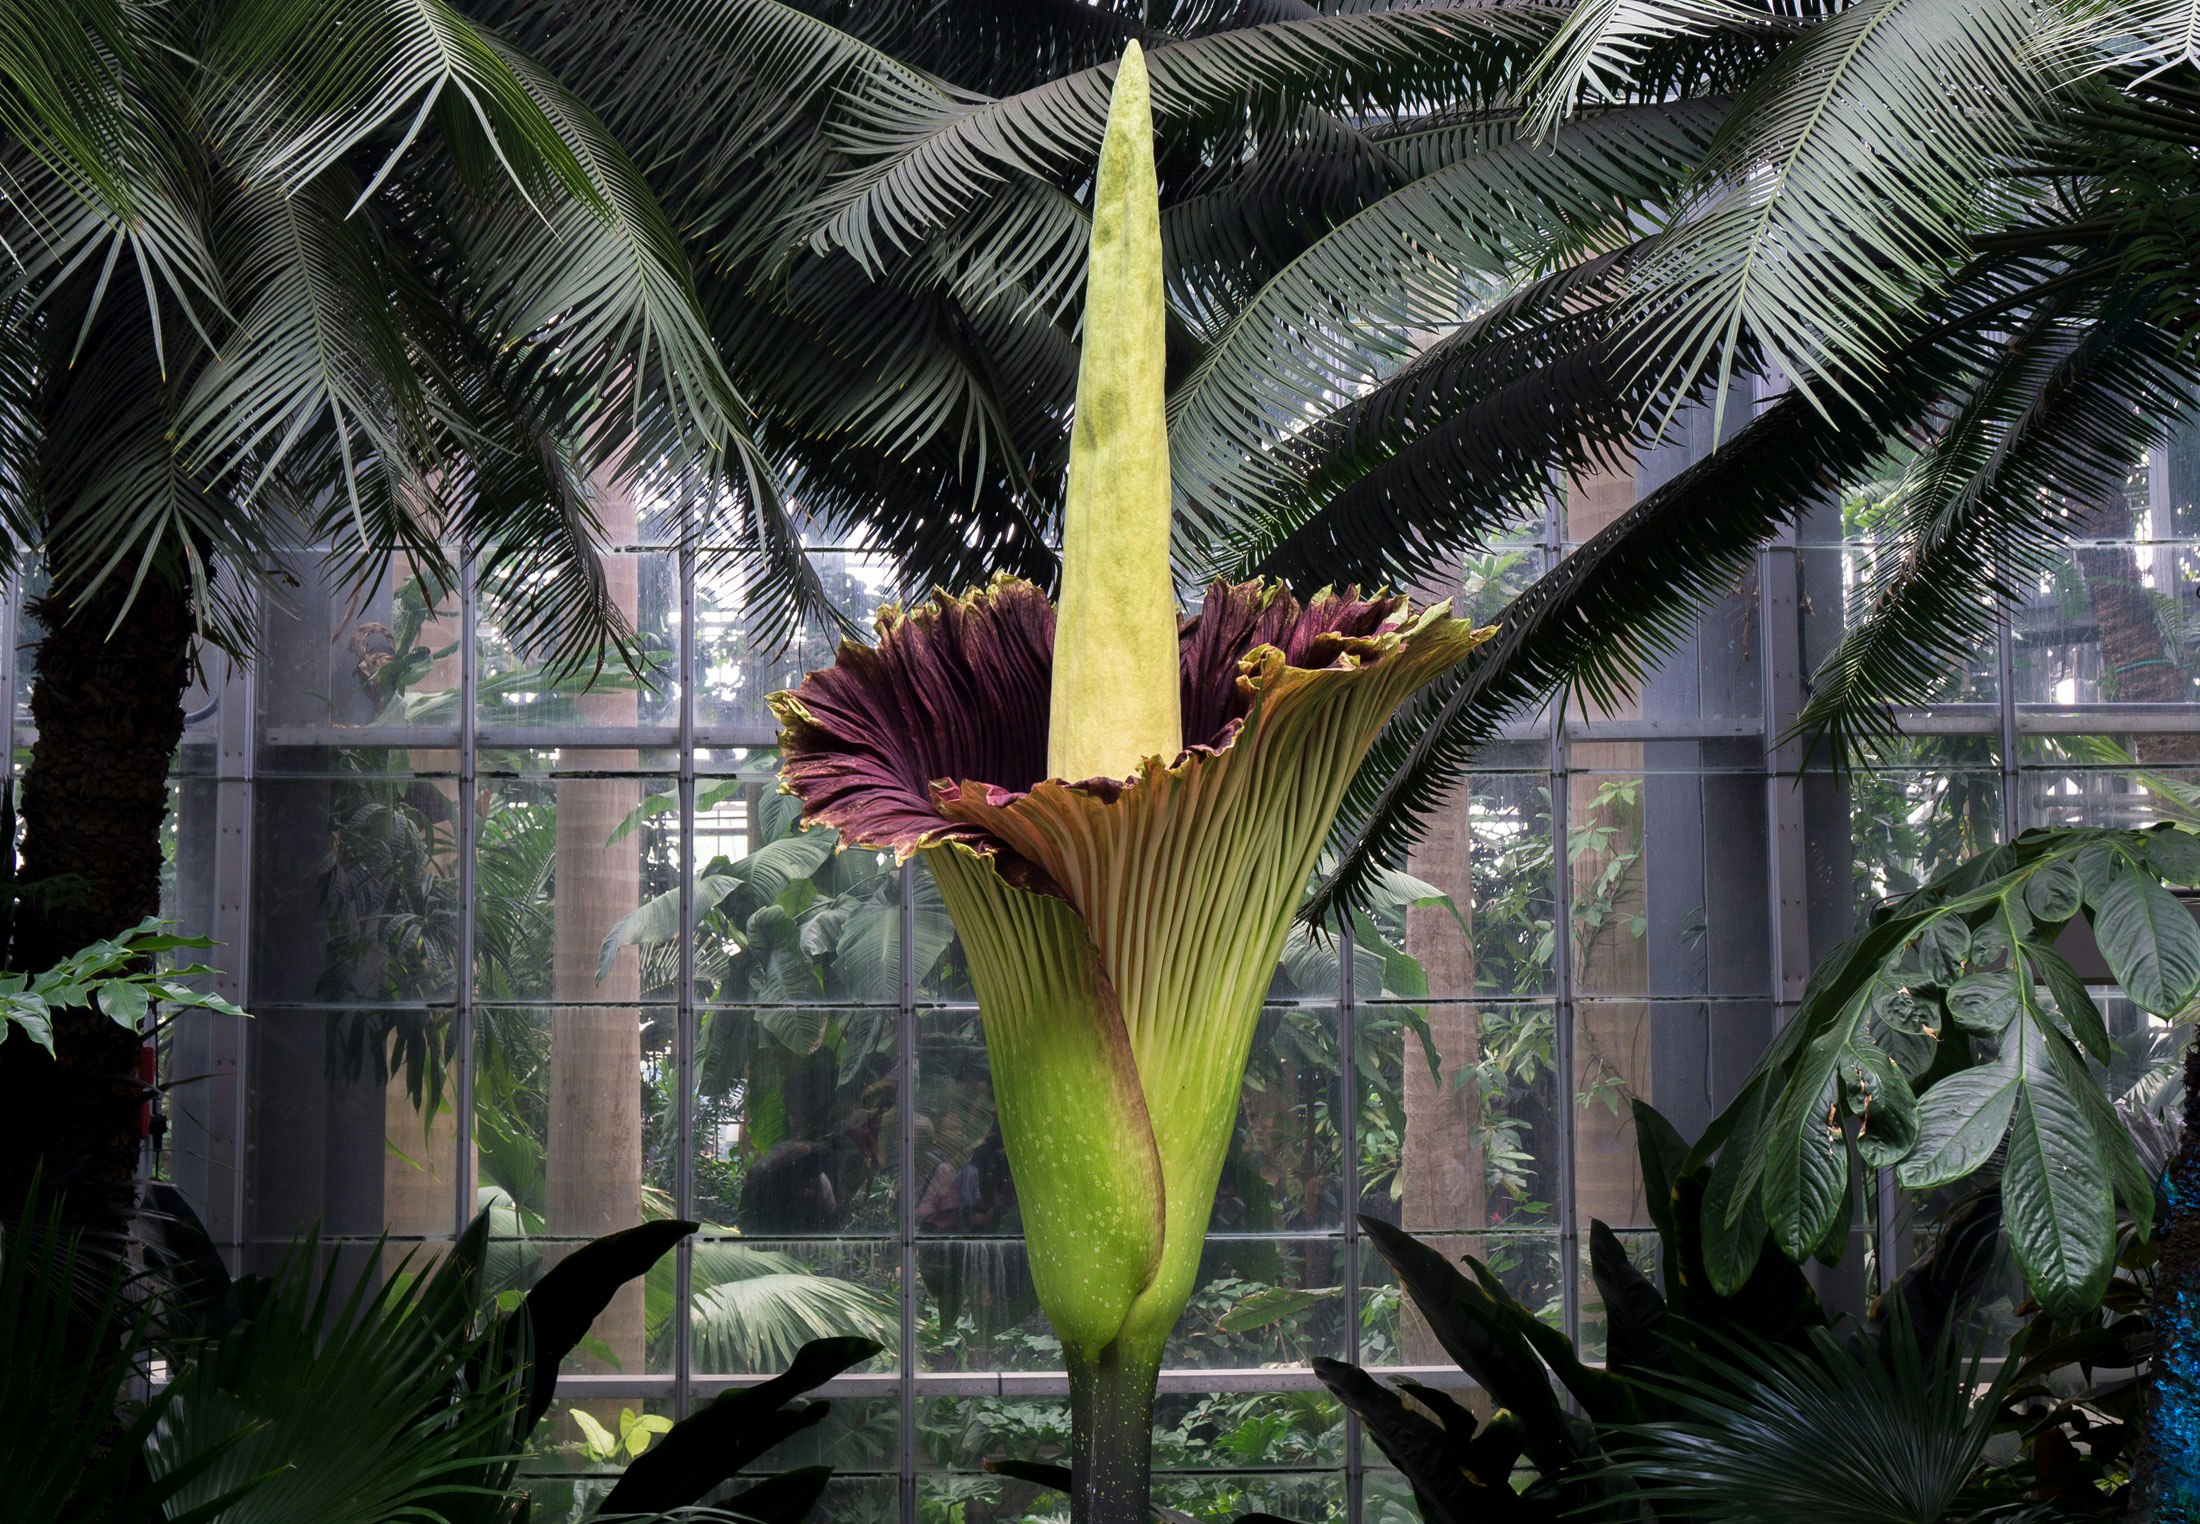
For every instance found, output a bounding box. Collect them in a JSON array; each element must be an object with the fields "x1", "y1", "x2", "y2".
[
  {"x1": 802, "y1": 9, "x2": 1562, "y2": 268},
  {"x1": 1621, "y1": 0, "x2": 2055, "y2": 425},
  {"x1": 1170, "y1": 102, "x2": 1721, "y2": 543}
]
